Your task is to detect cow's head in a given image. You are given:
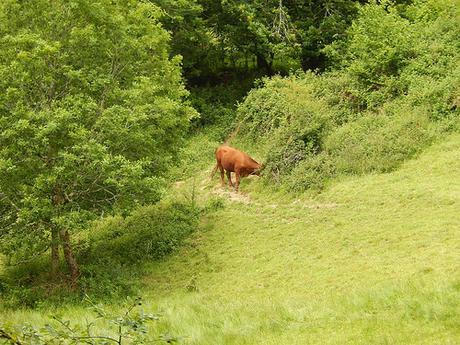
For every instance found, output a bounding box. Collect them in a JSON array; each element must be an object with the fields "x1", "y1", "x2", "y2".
[{"x1": 251, "y1": 163, "x2": 263, "y2": 176}]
